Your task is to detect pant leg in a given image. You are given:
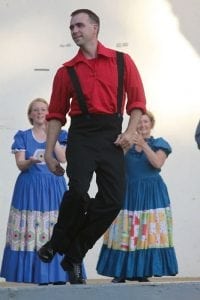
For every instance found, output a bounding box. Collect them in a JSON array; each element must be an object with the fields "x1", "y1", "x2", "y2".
[
  {"x1": 66, "y1": 132, "x2": 125, "y2": 262},
  {"x1": 50, "y1": 132, "x2": 96, "y2": 253},
  {"x1": 51, "y1": 114, "x2": 124, "y2": 259},
  {"x1": 50, "y1": 190, "x2": 91, "y2": 253}
]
